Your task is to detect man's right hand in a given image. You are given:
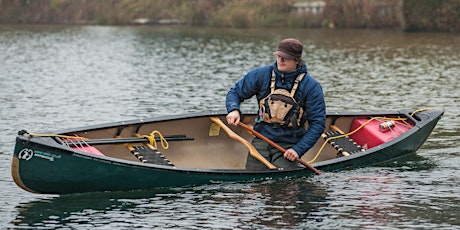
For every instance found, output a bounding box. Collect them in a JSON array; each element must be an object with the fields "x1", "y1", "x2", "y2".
[{"x1": 226, "y1": 110, "x2": 240, "y2": 126}]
